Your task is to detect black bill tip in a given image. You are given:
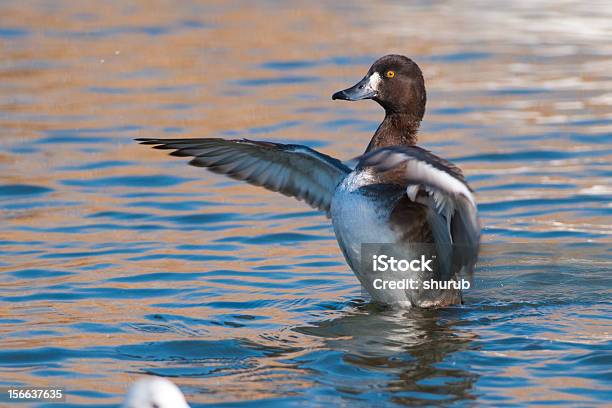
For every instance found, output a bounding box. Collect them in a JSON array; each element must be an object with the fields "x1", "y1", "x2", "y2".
[
  {"x1": 332, "y1": 90, "x2": 349, "y2": 100},
  {"x1": 331, "y1": 75, "x2": 376, "y2": 102}
]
